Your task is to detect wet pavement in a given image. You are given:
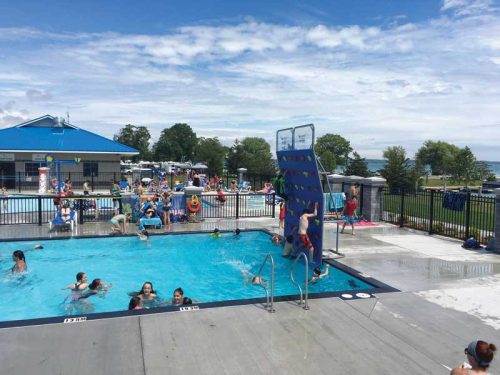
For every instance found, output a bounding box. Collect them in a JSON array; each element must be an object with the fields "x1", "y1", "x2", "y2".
[{"x1": 0, "y1": 218, "x2": 499, "y2": 374}]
